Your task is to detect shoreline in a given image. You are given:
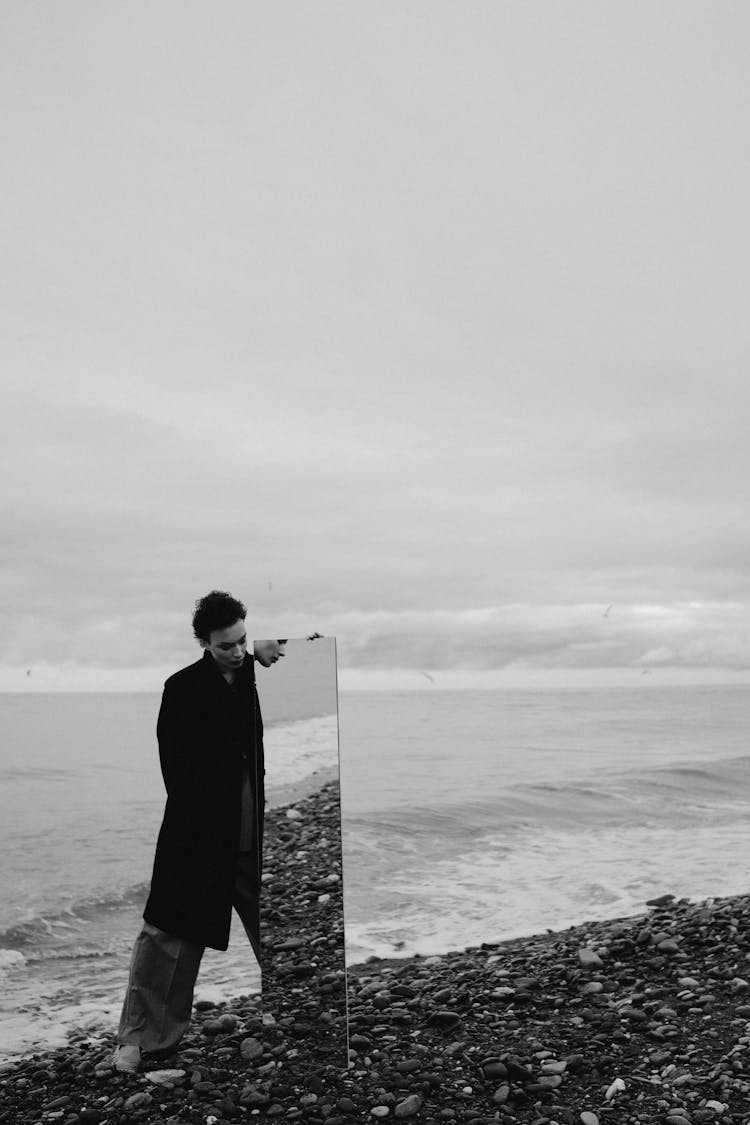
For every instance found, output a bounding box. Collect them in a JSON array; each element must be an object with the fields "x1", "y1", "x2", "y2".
[
  {"x1": 265, "y1": 762, "x2": 341, "y2": 811},
  {"x1": 3, "y1": 784, "x2": 750, "y2": 1122},
  {"x1": 342, "y1": 893, "x2": 718, "y2": 975}
]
